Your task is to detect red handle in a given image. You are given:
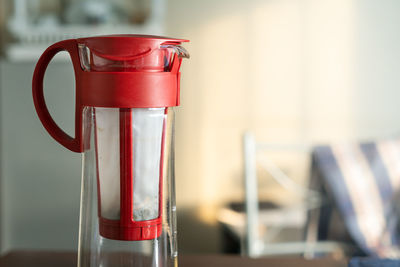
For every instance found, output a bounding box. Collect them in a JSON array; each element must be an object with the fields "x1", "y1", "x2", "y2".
[{"x1": 32, "y1": 39, "x2": 84, "y2": 153}]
